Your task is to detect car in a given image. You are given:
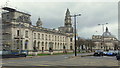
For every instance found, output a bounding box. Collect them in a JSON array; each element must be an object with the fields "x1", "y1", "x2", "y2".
[
  {"x1": 116, "y1": 54, "x2": 120, "y2": 60},
  {"x1": 103, "y1": 51, "x2": 108, "y2": 56},
  {"x1": 93, "y1": 50, "x2": 104, "y2": 56},
  {"x1": 114, "y1": 50, "x2": 119, "y2": 55},
  {"x1": 20, "y1": 50, "x2": 28, "y2": 57},
  {"x1": 106, "y1": 50, "x2": 118, "y2": 56},
  {"x1": 116, "y1": 51, "x2": 120, "y2": 60},
  {"x1": 1, "y1": 50, "x2": 28, "y2": 58}
]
